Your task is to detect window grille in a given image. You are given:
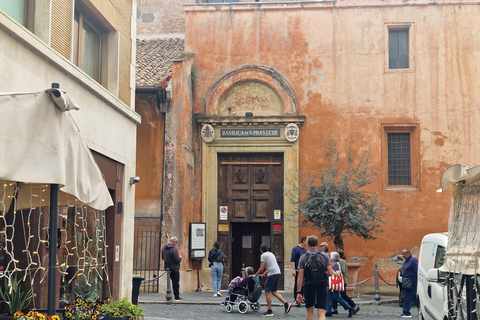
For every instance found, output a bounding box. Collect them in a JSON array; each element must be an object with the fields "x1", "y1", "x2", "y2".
[
  {"x1": 388, "y1": 132, "x2": 411, "y2": 185},
  {"x1": 389, "y1": 29, "x2": 409, "y2": 69}
]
